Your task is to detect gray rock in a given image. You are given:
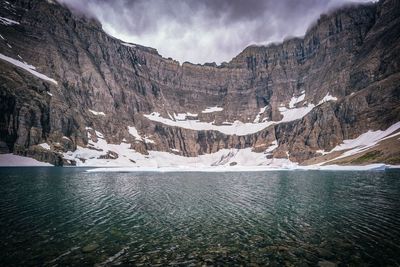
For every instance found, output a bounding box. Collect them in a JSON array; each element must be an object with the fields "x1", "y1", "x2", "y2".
[
  {"x1": 0, "y1": 0, "x2": 399, "y2": 165},
  {"x1": 82, "y1": 243, "x2": 99, "y2": 253},
  {"x1": 318, "y1": 260, "x2": 337, "y2": 267}
]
